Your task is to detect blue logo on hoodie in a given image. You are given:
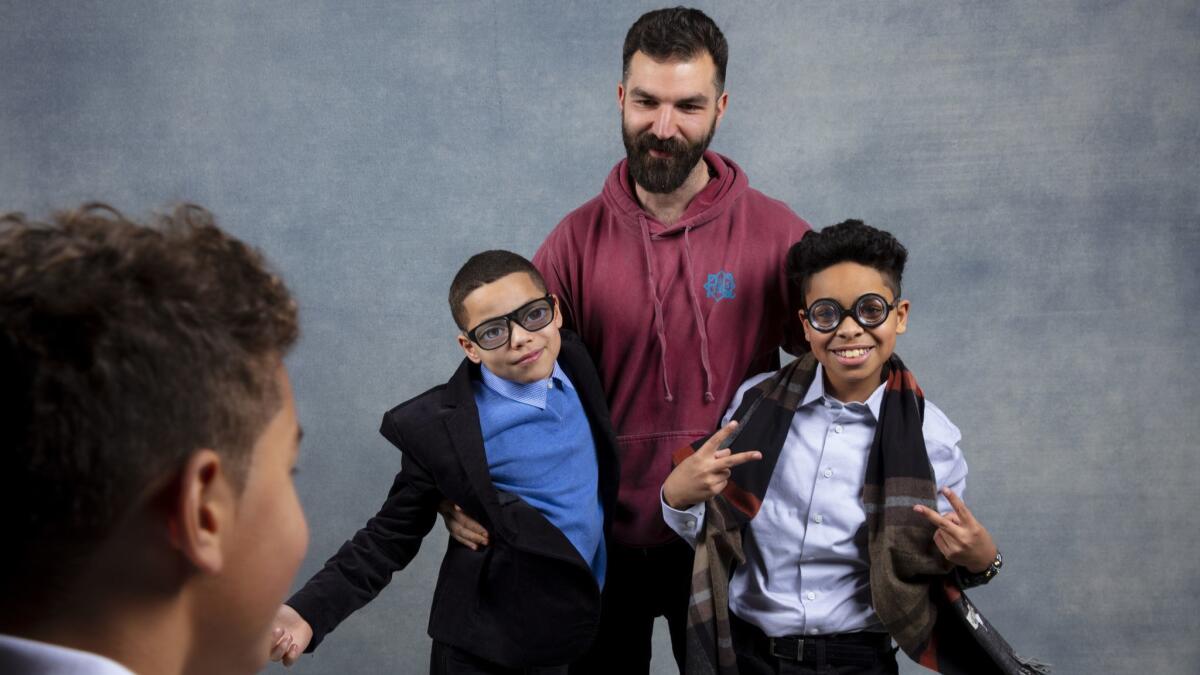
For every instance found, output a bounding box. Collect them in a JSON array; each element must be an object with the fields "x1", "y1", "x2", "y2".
[{"x1": 704, "y1": 271, "x2": 736, "y2": 302}]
